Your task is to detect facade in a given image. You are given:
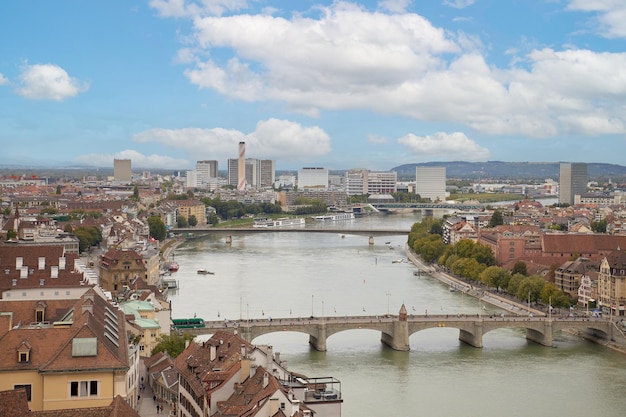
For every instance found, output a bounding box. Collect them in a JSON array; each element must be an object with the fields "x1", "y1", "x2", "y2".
[
  {"x1": 554, "y1": 258, "x2": 589, "y2": 298},
  {"x1": 598, "y1": 250, "x2": 626, "y2": 316},
  {"x1": 298, "y1": 167, "x2": 329, "y2": 188},
  {"x1": 170, "y1": 199, "x2": 207, "y2": 225},
  {"x1": 120, "y1": 300, "x2": 162, "y2": 357},
  {"x1": 99, "y1": 249, "x2": 147, "y2": 298},
  {"x1": 0, "y1": 287, "x2": 136, "y2": 412},
  {"x1": 346, "y1": 169, "x2": 397, "y2": 196},
  {"x1": 415, "y1": 166, "x2": 446, "y2": 202},
  {"x1": 228, "y1": 158, "x2": 275, "y2": 190},
  {"x1": 113, "y1": 159, "x2": 132, "y2": 183},
  {"x1": 559, "y1": 162, "x2": 587, "y2": 205}
]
